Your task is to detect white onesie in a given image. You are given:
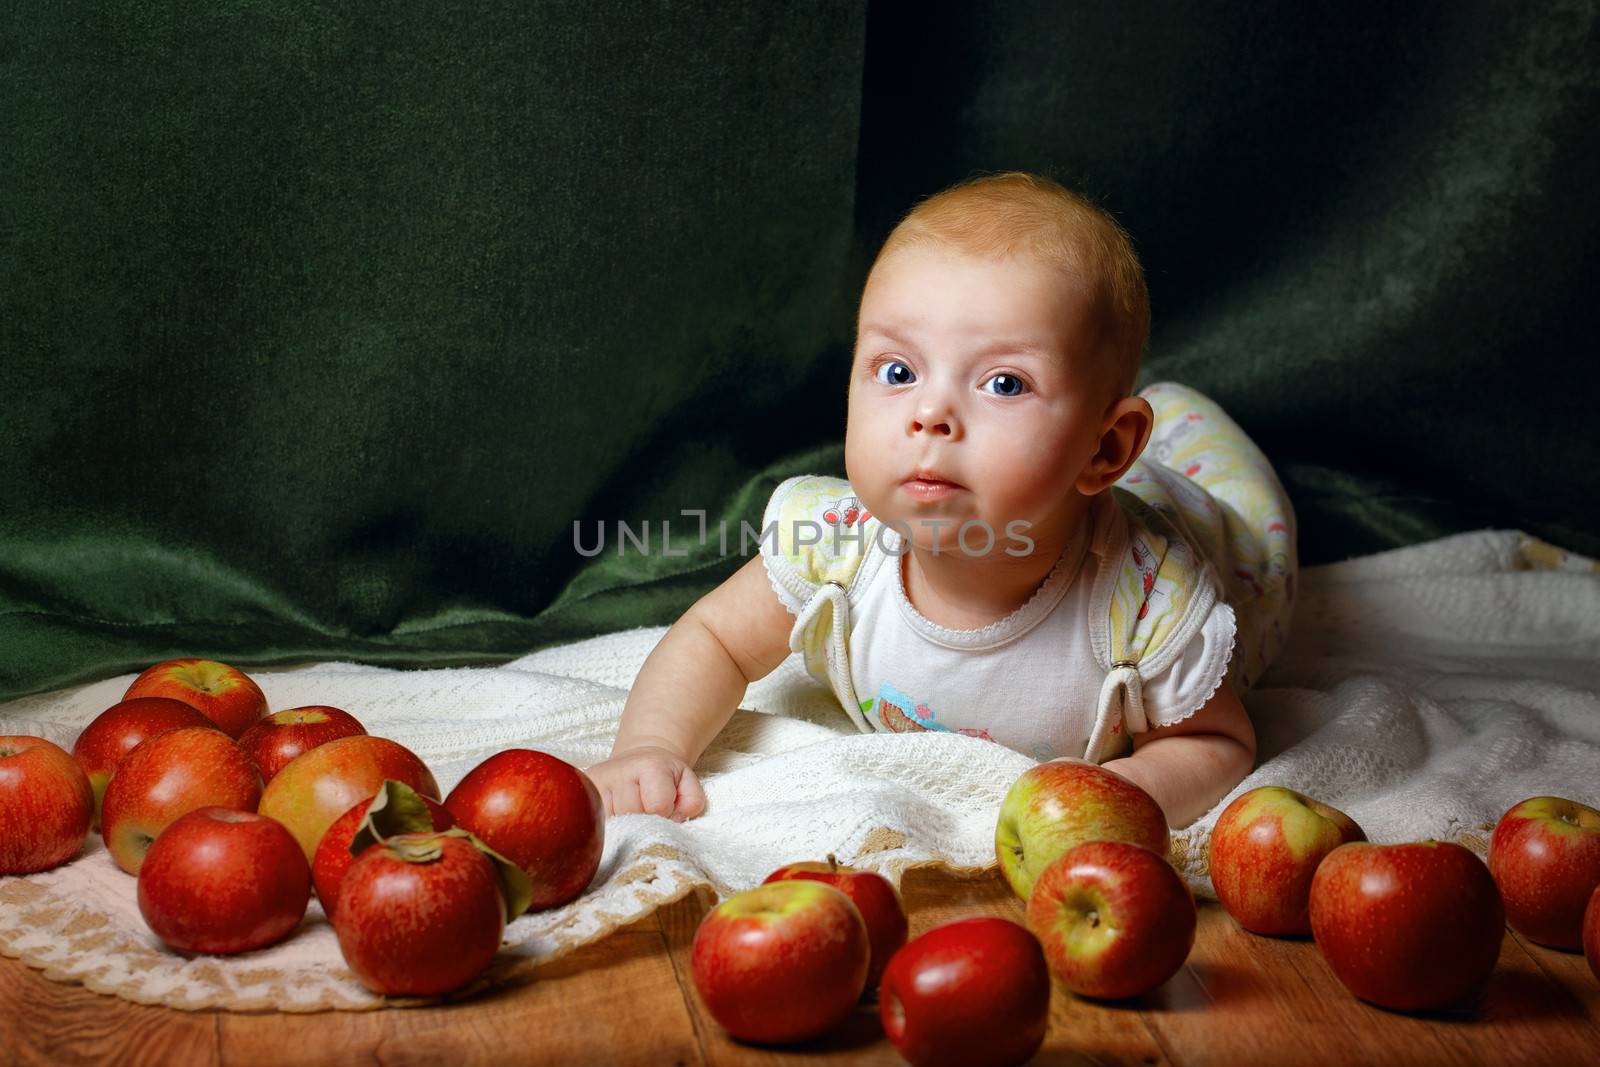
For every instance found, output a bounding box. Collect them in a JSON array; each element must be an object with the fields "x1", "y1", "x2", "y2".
[{"x1": 762, "y1": 490, "x2": 1236, "y2": 762}]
